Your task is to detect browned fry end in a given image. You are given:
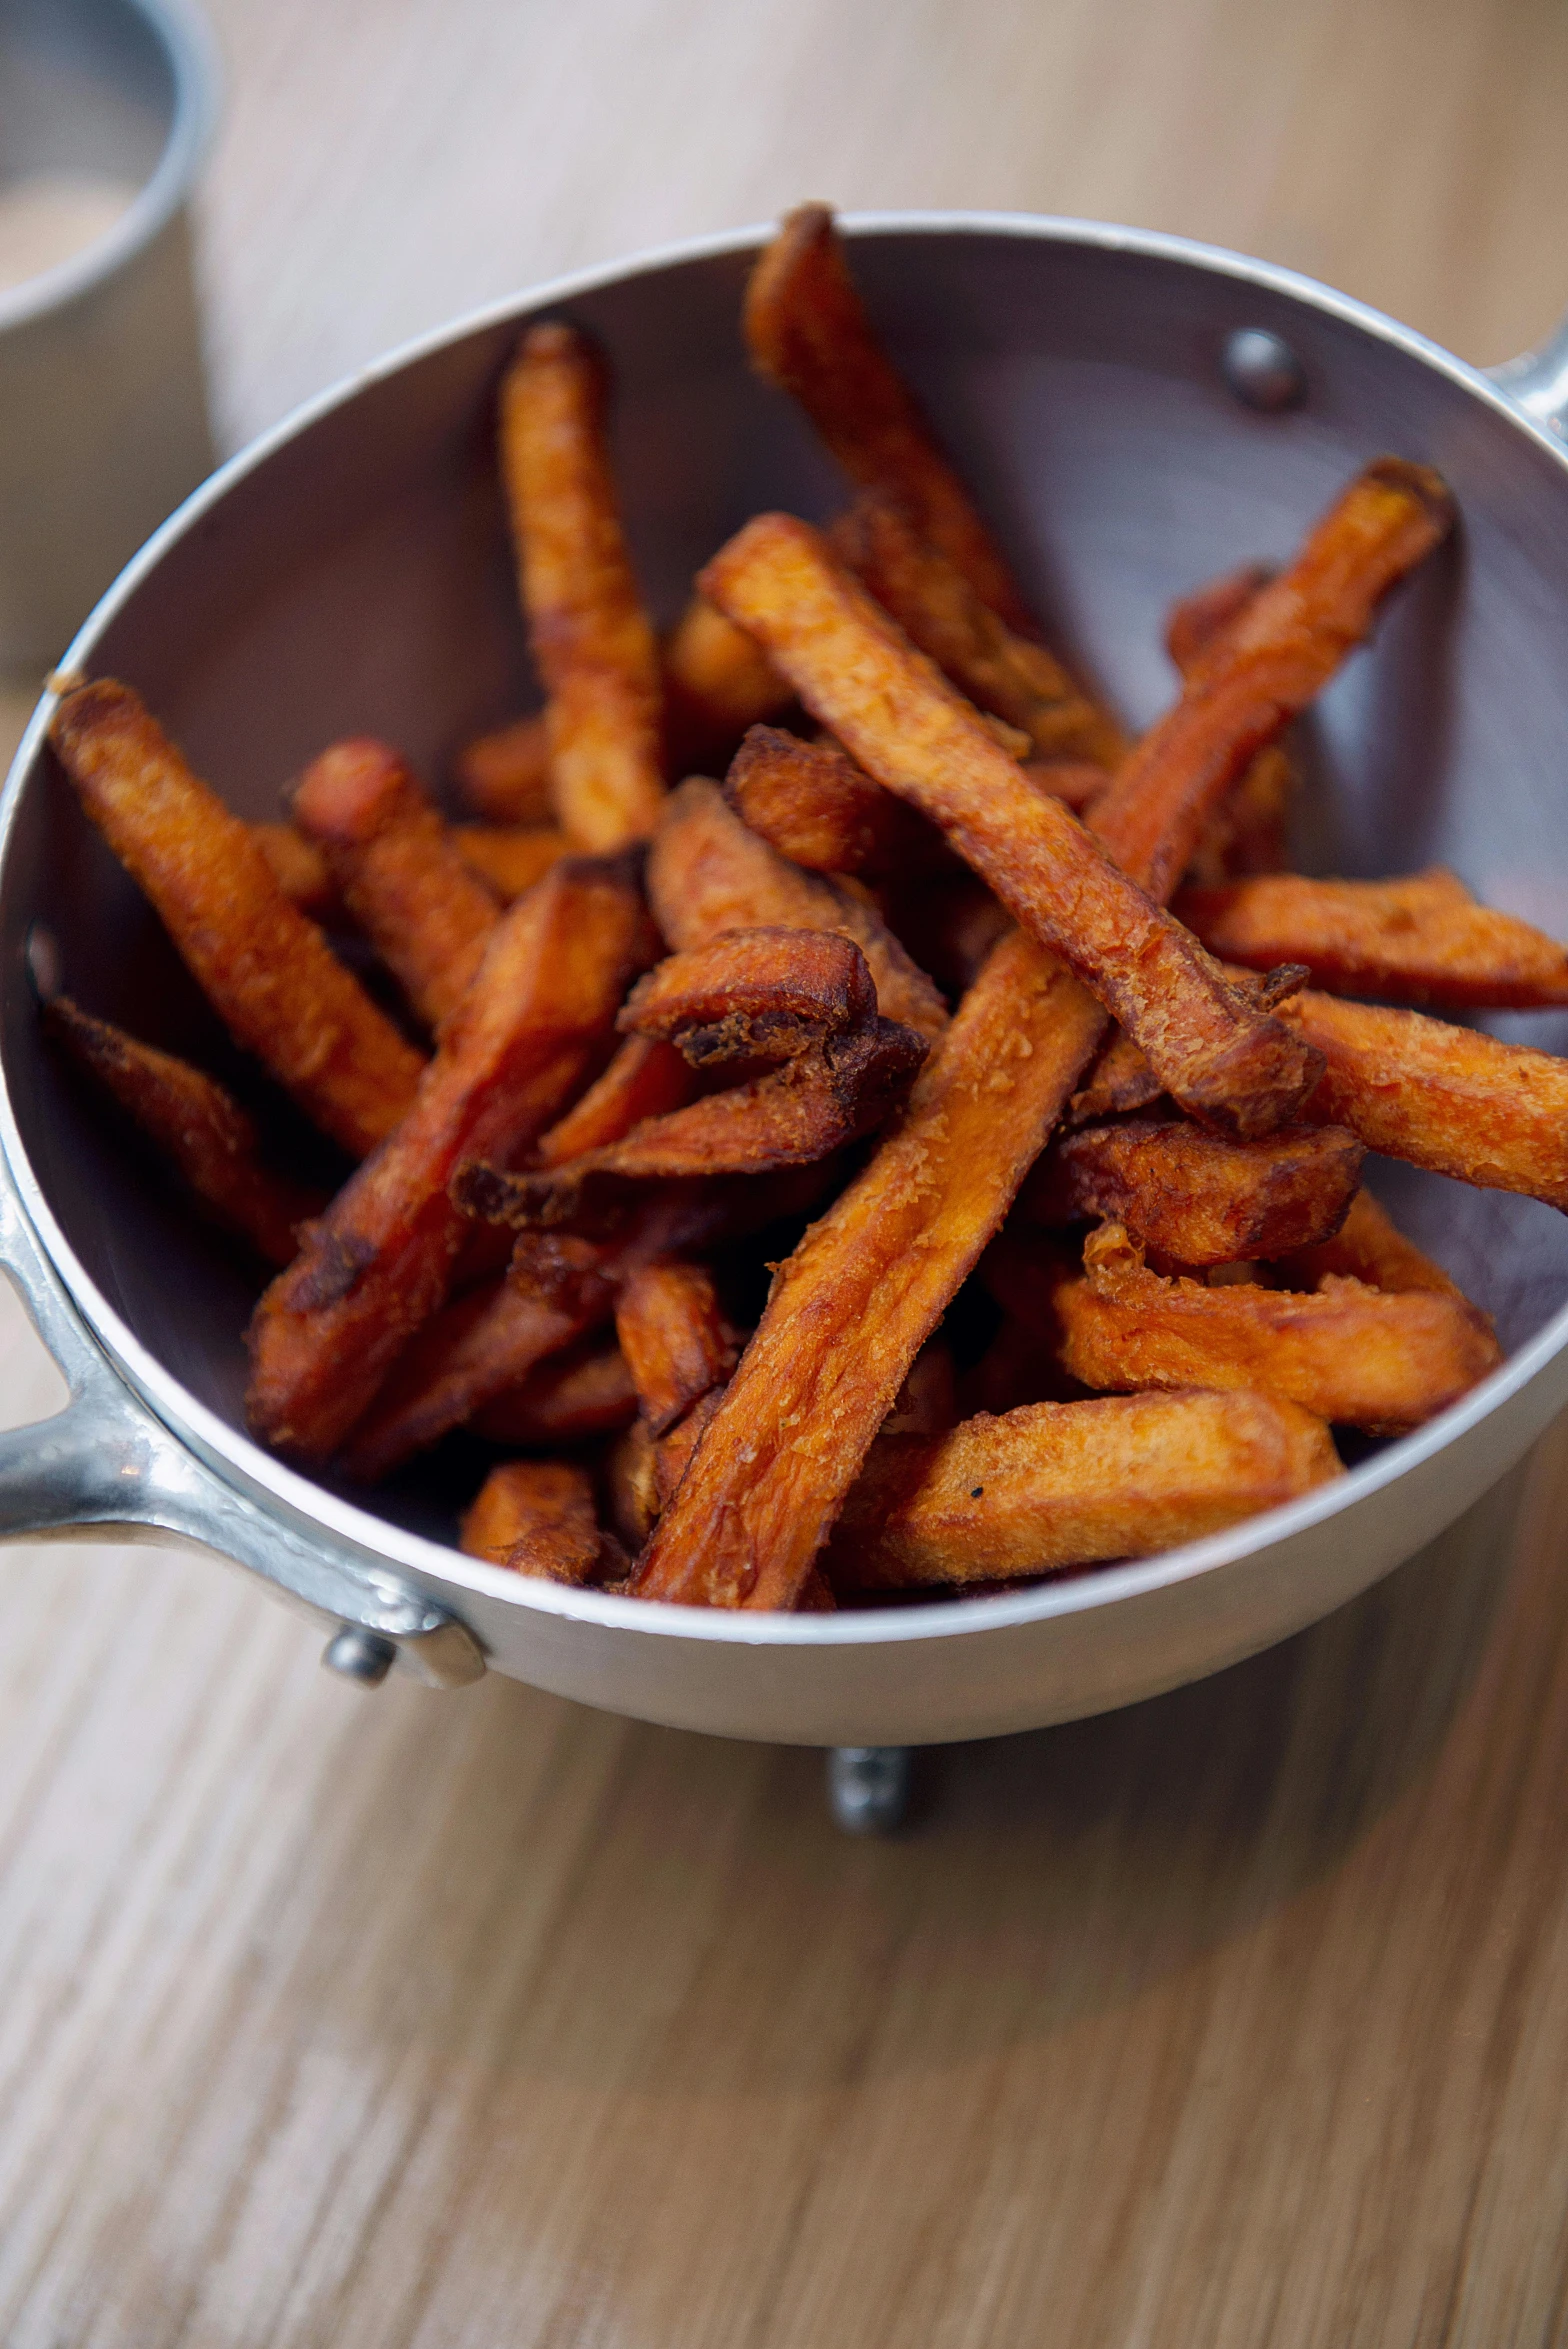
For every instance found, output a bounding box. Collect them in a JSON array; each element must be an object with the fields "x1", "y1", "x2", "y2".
[
  {"x1": 459, "y1": 1459, "x2": 615, "y2": 1586},
  {"x1": 619, "y1": 926, "x2": 879, "y2": 1062},
  {"x1": 1030, "y1": 1117, "x2": 1365, "y2": 1266},
  {"x1": 724, "y1": 723, "x2": 929, "y2": 877}
]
